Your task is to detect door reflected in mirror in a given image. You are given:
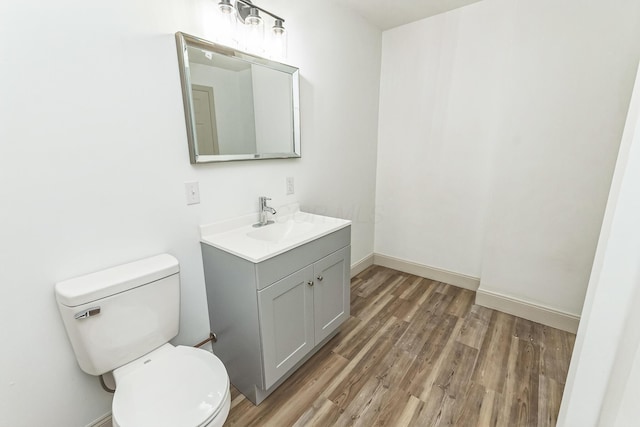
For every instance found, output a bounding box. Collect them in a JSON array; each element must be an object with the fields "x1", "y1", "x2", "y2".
[
  {"x1": 176, "y1": 32, "x2": 300, "y2": 163},
  {"x1": 191, "y1": 84, "x2": 219, "y2": 155}
]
